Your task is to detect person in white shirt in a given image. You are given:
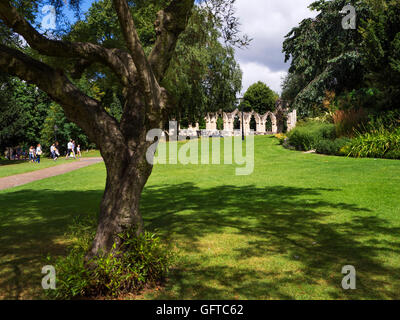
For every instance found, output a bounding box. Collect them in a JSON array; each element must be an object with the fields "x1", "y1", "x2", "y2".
[
  {"x1": 65, "y1": 139, "x2": 75, "y2": 159},
  {"x1": 50, "y1": 144, "x2": 57, "y2": 160},
  {"x1": 72, "y1": 140, "x2": 76, "y2": 158}
]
